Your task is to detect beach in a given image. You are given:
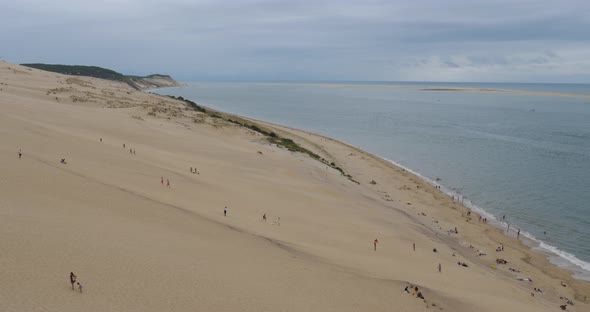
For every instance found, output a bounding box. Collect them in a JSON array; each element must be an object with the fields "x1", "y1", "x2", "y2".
[{"x1": 0, "y1": 61, "x2": 588, "y2": 311}]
